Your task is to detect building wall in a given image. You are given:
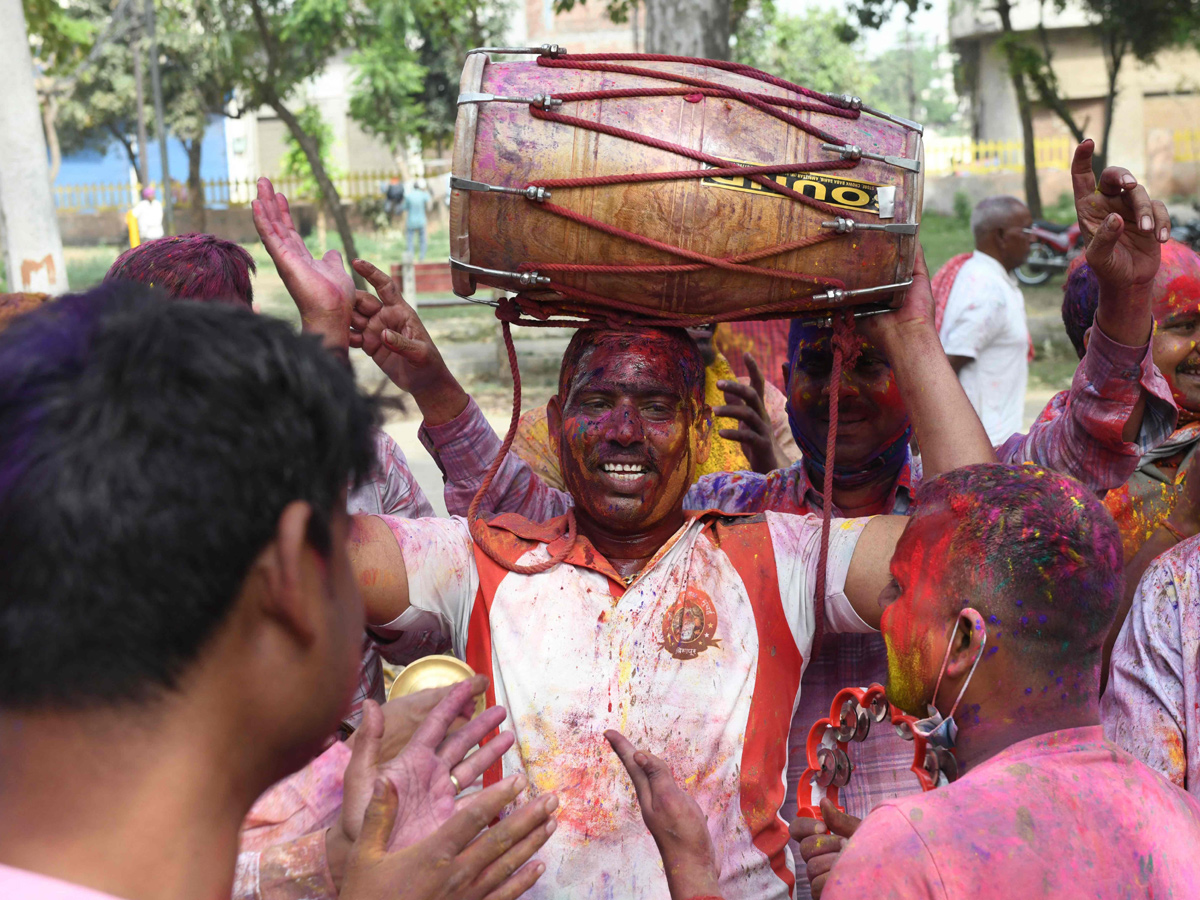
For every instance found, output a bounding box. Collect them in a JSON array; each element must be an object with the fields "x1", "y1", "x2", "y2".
[
  {"x1": 953, "y1": 5, "x2": 1200, "y2": 186},
  {"x1": 520, "y1": 0, "x2": 635, "y2": 53}
]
